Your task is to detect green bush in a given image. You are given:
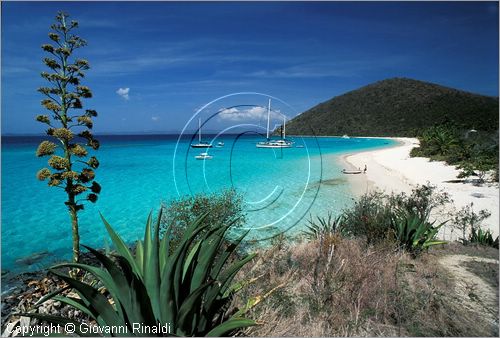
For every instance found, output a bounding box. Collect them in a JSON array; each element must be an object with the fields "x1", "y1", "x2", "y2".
[
  {"x1": 25, "y1": 211, "x2": 256, "y2": 336},
  {"x1": 340, "y1": 184, "x2": 449, "y2": 254},
  {"x1": 389, "y1": 184, "x2": 450, "y2": 218},
  {"x1": 452, "y1": 203, "x2": 491, "y2": 245},
  {"x1": 340, "y1": 191, "x2": 393, "y2": 244},
  {"x1": 160, "y1": 189, "x2": 245, "y2": 253},
  {"x1": 411, "y1": 124, "x2": 499, "y2": 182}
]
